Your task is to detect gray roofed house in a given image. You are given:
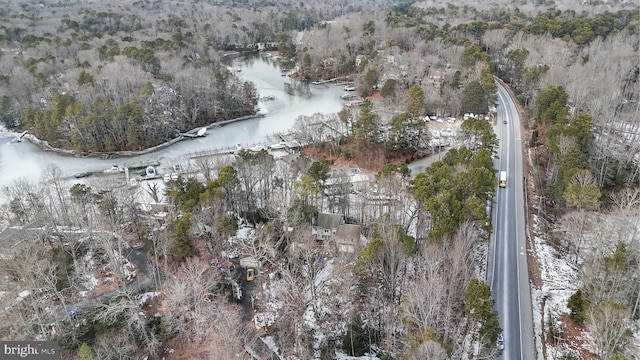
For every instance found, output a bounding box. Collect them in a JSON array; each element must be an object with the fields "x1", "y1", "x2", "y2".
[
  {"x1": 312, "y1": 213, "x2": 344, "y2": 241},
  {"x1": 312, "y1": 213, "x2": 363, "y2": 253}
]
